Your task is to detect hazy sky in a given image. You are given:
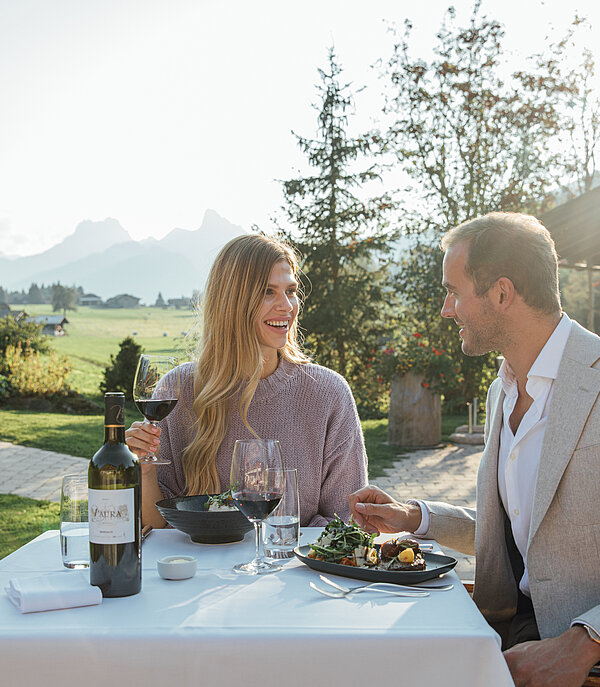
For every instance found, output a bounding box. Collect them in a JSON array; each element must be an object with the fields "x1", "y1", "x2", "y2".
[{"x1": 1, "y1": 0, "x2": 599, "y2": 257}]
